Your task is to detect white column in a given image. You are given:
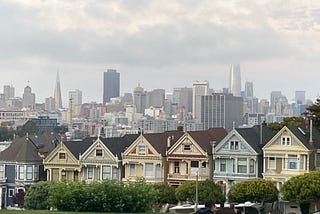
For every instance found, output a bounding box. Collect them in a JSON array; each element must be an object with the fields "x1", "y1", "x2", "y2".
[{"x1": 0, "y1": 187, "x2": 2, "y2": 210}]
